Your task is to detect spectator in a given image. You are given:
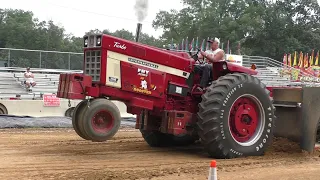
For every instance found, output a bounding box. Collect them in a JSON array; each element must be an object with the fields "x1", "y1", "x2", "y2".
[{"x1": 24, "y1": 67, "x2": 36, "y2": 90}]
